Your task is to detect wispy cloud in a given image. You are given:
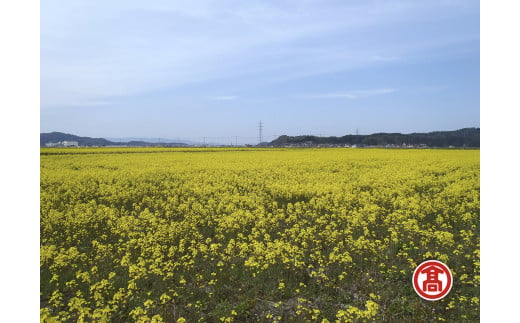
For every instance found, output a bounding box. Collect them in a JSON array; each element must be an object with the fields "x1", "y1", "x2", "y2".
[
  {"x1": 40, "y1": 95, "x2": 113, "y2": 108},
  {"x1": 209, "y1": 95, "x2": 238, "y2": 101},
  {"x1": 69, "y1": 101, "x2": 112, "y2": 107},
  {"x1": 41, "y1": 0, "x2": 478, "y2": 109},
  {"x1": 303, "y1": 88, "x2": 397, "y2": 100},
  {"x1": 370, "y1": 55, "x2": 400, "y2": 62}
]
